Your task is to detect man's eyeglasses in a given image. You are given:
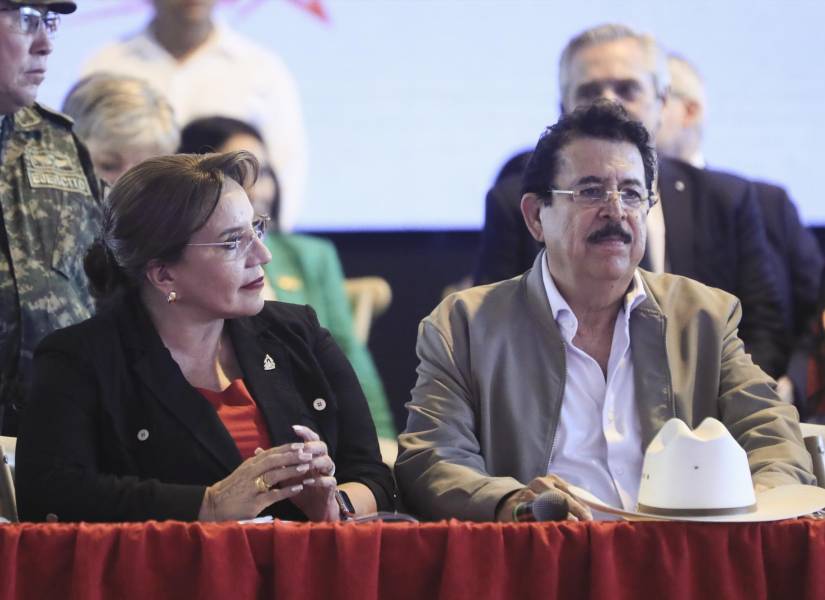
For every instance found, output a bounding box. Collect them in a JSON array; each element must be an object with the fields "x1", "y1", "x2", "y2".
[
  {"x1": 548, "y1": 186, "x2": 658, "y2": 210},
  {"x1": 186, "y1": 216, "x2": 271, "y2": 261},
  {"x1": 0, "y1": 6, "x2": 60, "y2": 38}
]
